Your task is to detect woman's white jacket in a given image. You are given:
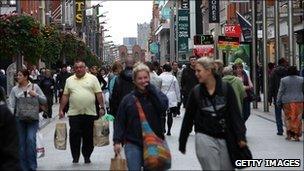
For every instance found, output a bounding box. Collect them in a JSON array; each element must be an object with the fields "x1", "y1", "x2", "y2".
[{"x1": 159, "y1": 72, "x2": 180, "y2": 108}]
